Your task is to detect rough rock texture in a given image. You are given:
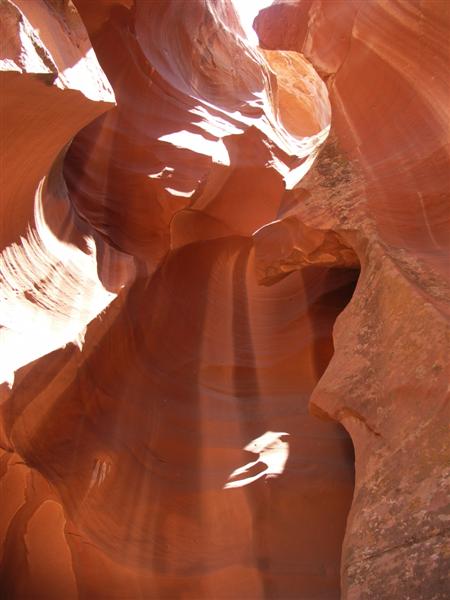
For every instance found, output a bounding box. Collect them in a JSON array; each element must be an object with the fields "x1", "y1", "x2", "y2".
[
  {"x1": 0, "y1": 0, "x2": 448, "y2": 599},
  {"x1": 256, "y1": 1, "x2": 450, "y2": 598}
]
